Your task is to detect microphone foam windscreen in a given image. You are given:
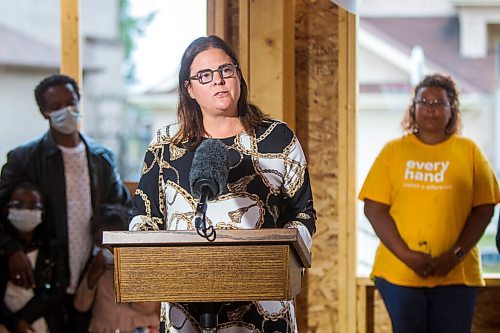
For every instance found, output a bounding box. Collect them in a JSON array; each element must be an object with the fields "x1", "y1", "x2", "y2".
[{"x1": 189, "y1": 139, "x2": 230, "y2": 199}]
